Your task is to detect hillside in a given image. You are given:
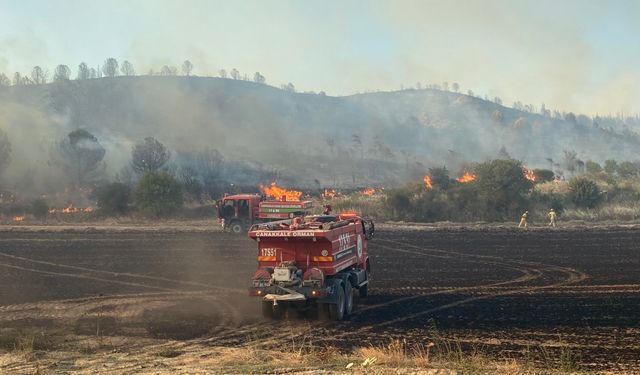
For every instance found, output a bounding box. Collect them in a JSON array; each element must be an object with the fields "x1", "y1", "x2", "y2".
[{"x1": 0, "y1": 76, "x2": 639, "y2": 192}]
